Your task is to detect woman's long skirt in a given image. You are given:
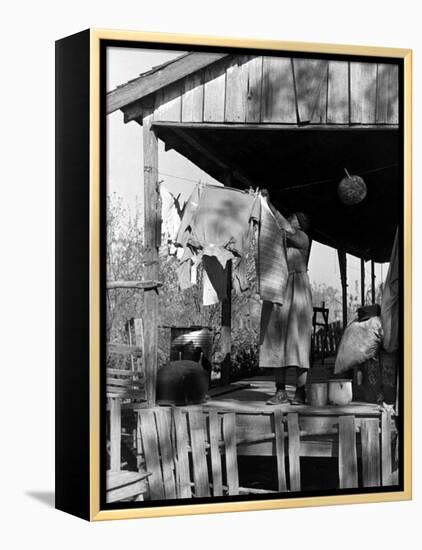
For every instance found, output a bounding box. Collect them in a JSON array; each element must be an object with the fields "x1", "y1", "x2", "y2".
[{"x1": 259, "y1": 271, "x2": 313, "y2": 369}]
